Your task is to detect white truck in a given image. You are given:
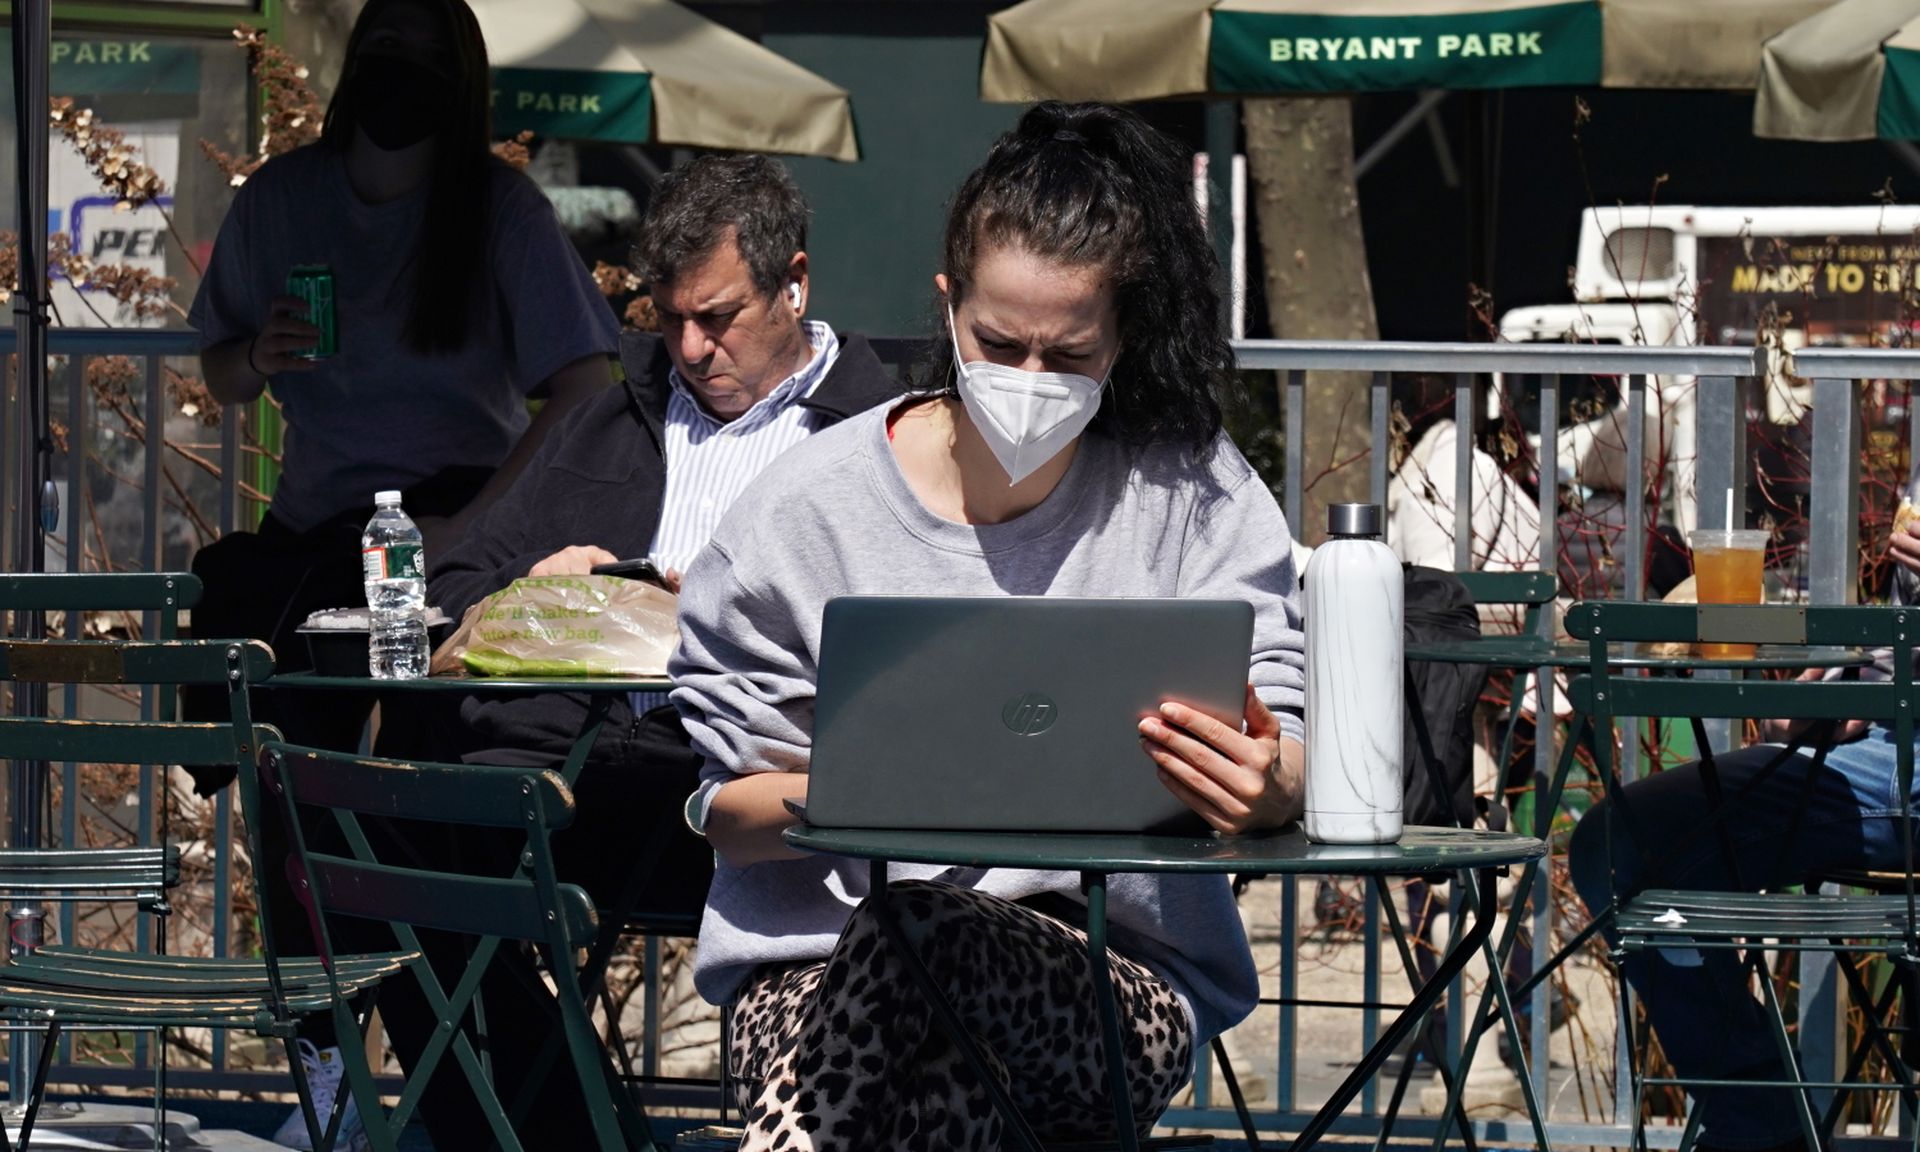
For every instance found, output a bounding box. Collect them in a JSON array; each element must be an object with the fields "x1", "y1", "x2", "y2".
[{"x1": 1497, "y1": 204, "x2": 1920, "y2": 533}]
